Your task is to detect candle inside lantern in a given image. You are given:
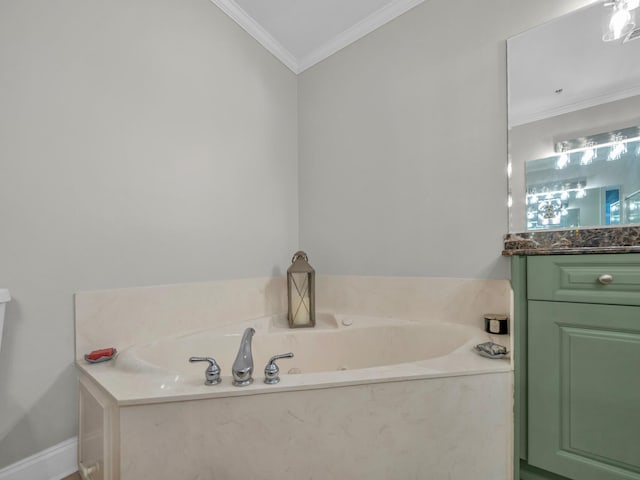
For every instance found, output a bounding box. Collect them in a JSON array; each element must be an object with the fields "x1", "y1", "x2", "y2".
[{"x1": 291, "y1": 272, "x2": 310, "y2": 325}]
